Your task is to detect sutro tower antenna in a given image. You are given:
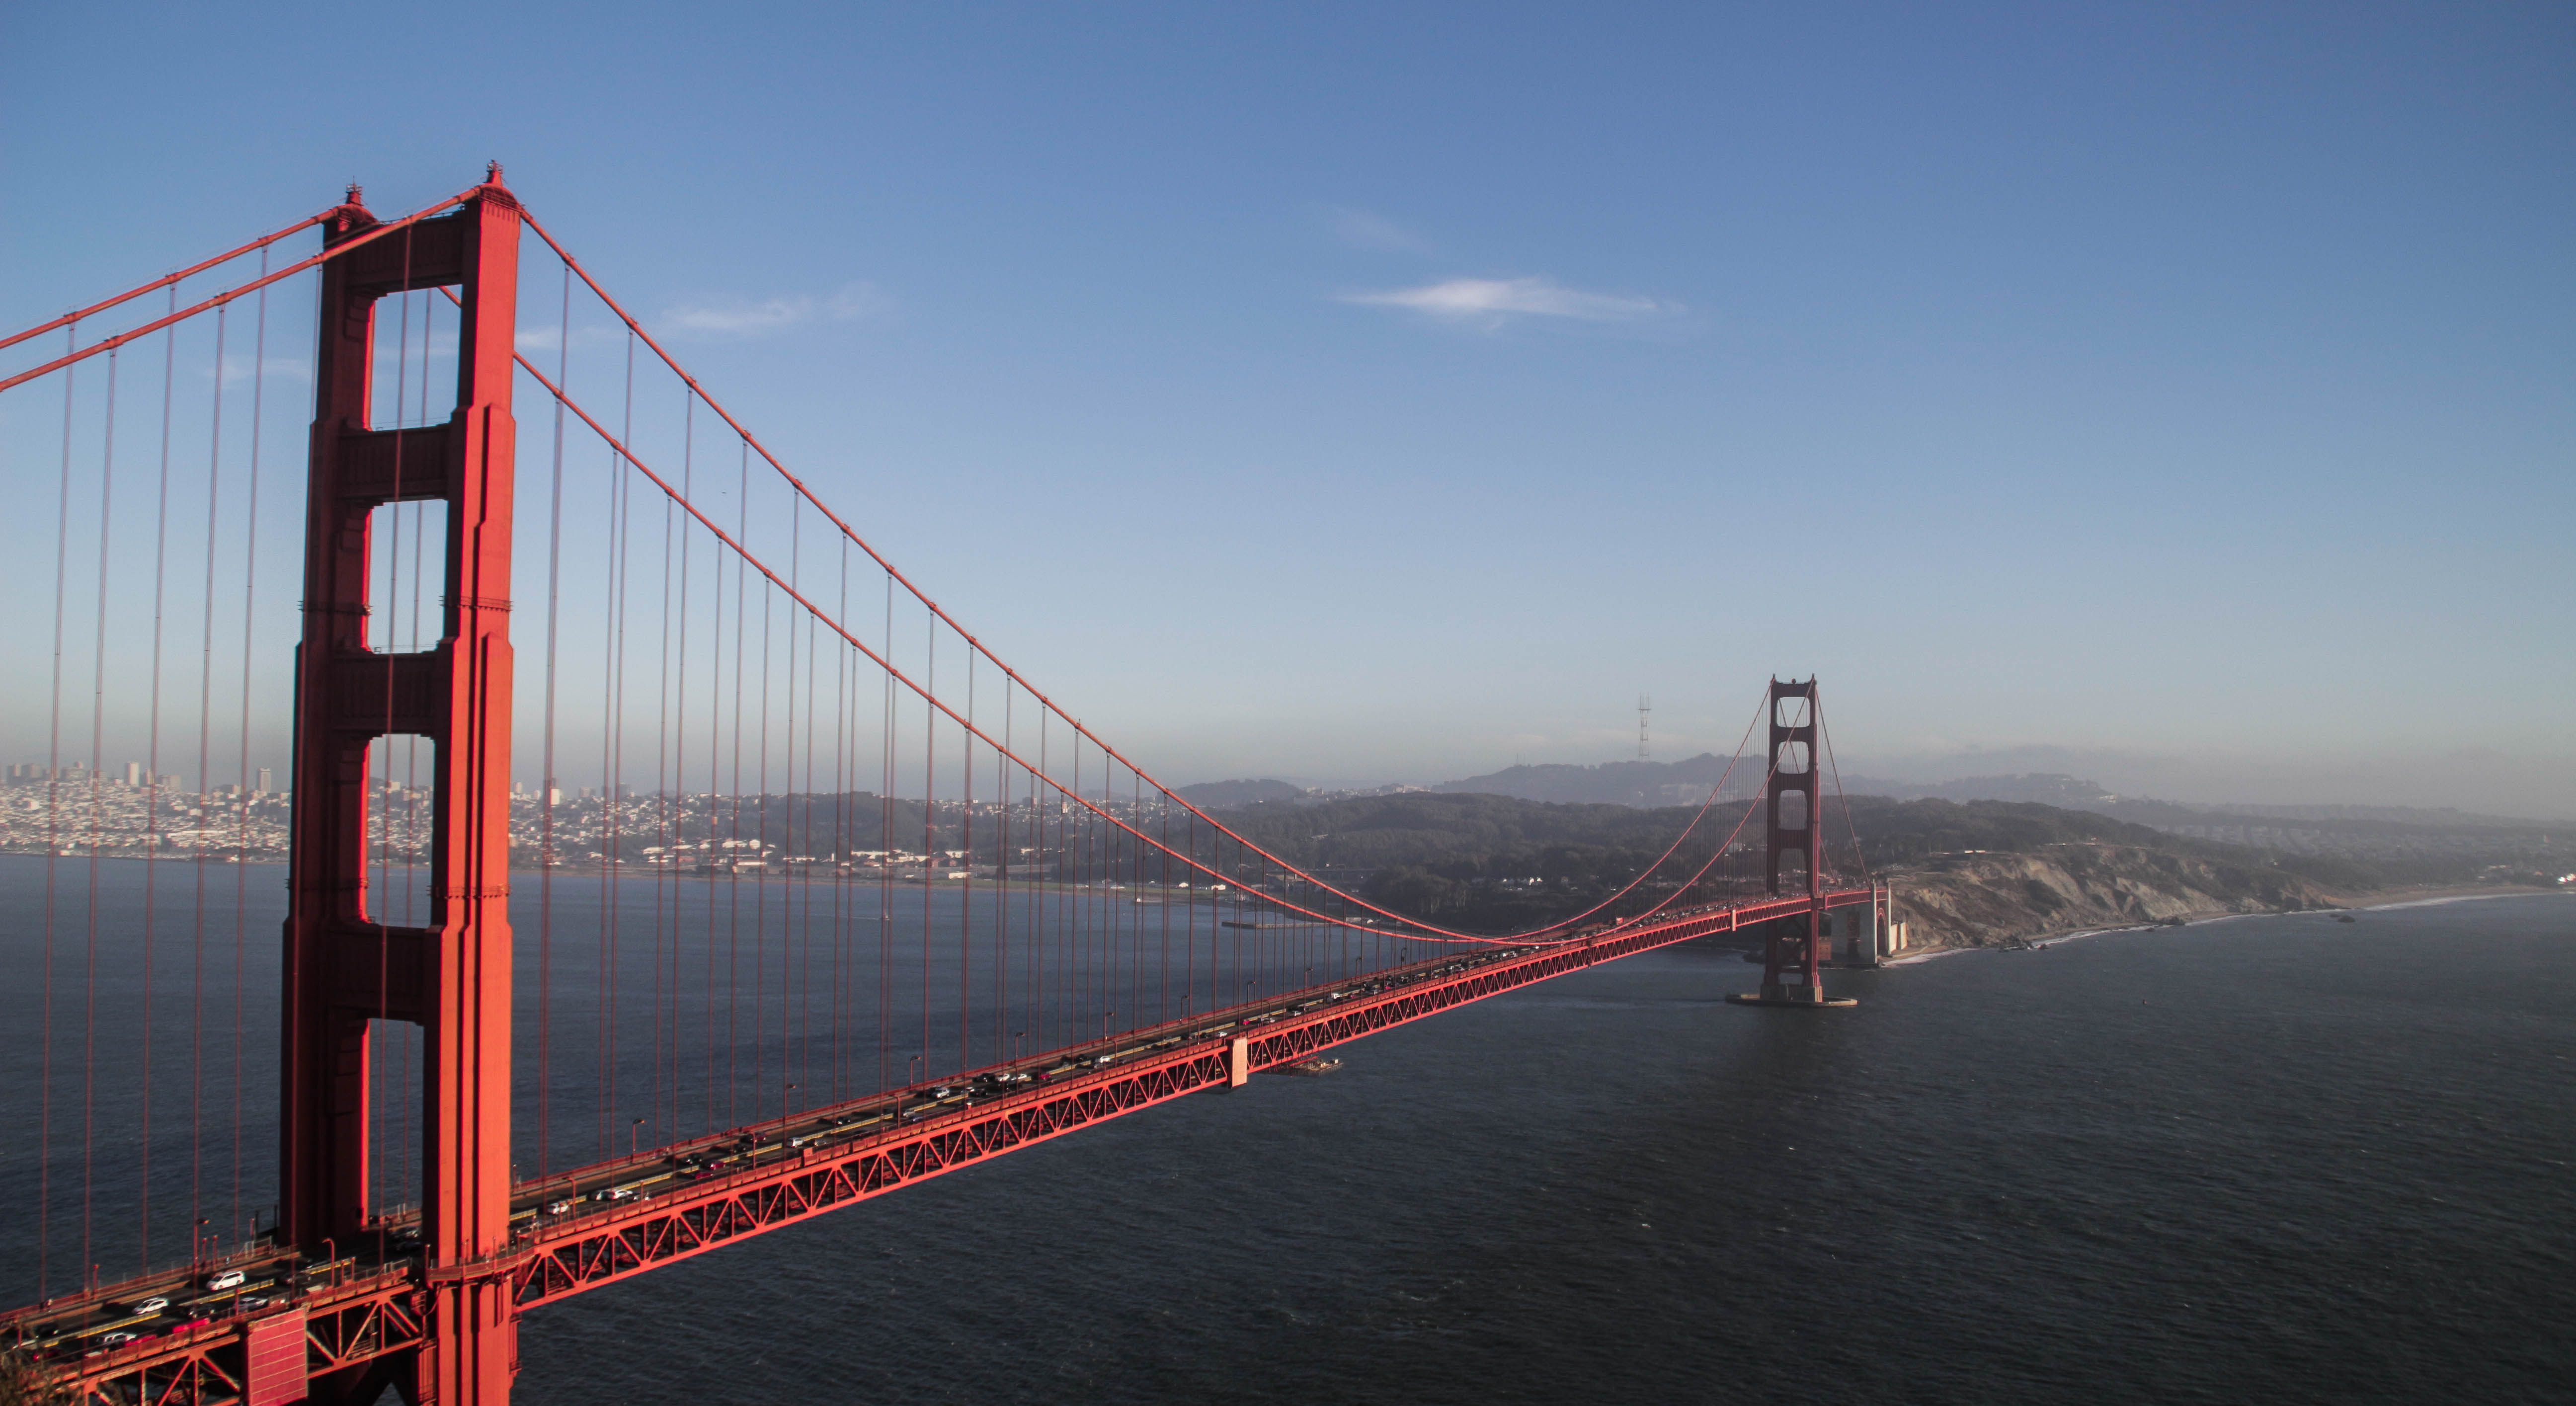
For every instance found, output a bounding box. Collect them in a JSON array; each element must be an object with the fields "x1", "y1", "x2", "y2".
[{"x1": 1637, "y1": 693, "x2": 1651, "y2": 760}]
